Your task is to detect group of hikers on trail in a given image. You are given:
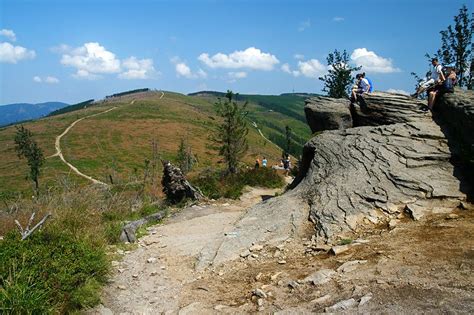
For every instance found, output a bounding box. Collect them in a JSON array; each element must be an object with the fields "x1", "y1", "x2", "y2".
[
  {"x1": 350, "y1": 72, "x2": 373, "y2": 105},
  {"x1": 411, "y1": 57, "x2": 457, "y2": 110},
  {"x1": 255, "y1": 155, "x2": 292, "y2": 176}
]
